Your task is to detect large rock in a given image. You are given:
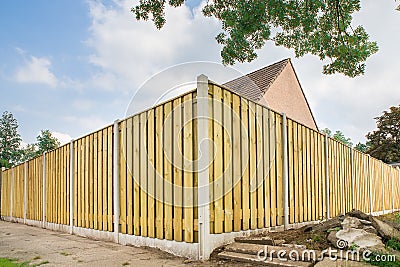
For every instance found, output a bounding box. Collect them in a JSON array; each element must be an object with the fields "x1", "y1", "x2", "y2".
[
  {"x1": 327, "y1": 231, "x2": 339, "y2": 248},
  {"x1": 371, "y1": 217, "x2": 400, "y2": 241},
  {"x1": 342, "y1": 217, "x2": 362, "y2": 230},
  {"x1": 335, "y1": 228, "x2": 385, "y2": 251}
]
